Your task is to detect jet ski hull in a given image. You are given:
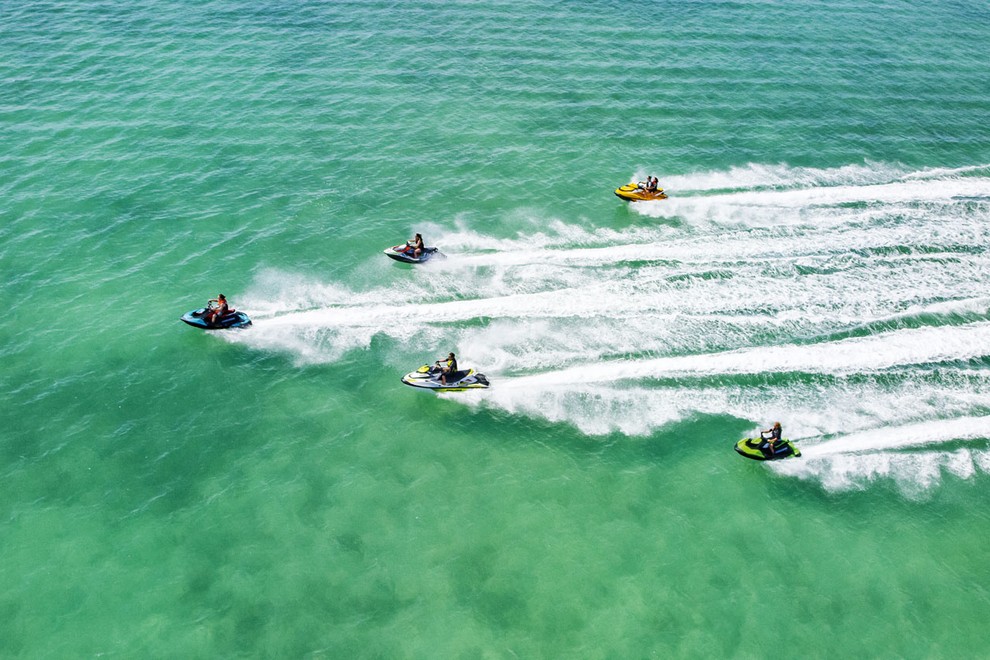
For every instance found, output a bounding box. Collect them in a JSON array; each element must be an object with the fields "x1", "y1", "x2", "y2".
[
  {"x1": 385, "y1": 246, "x2": 439, "y2": 264},
  {"x1": 180, "y1": 308, "x2": 252, "y2": 329},
  {"x1": 614, "y1": 183, "x2": 667, "y2": 202},
  {"x1": 734, "y1": 437, "x2": 801, "y2": 461},
  {"x1": 401, "y1": 364, "x2": 490, "y2": 392}
]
